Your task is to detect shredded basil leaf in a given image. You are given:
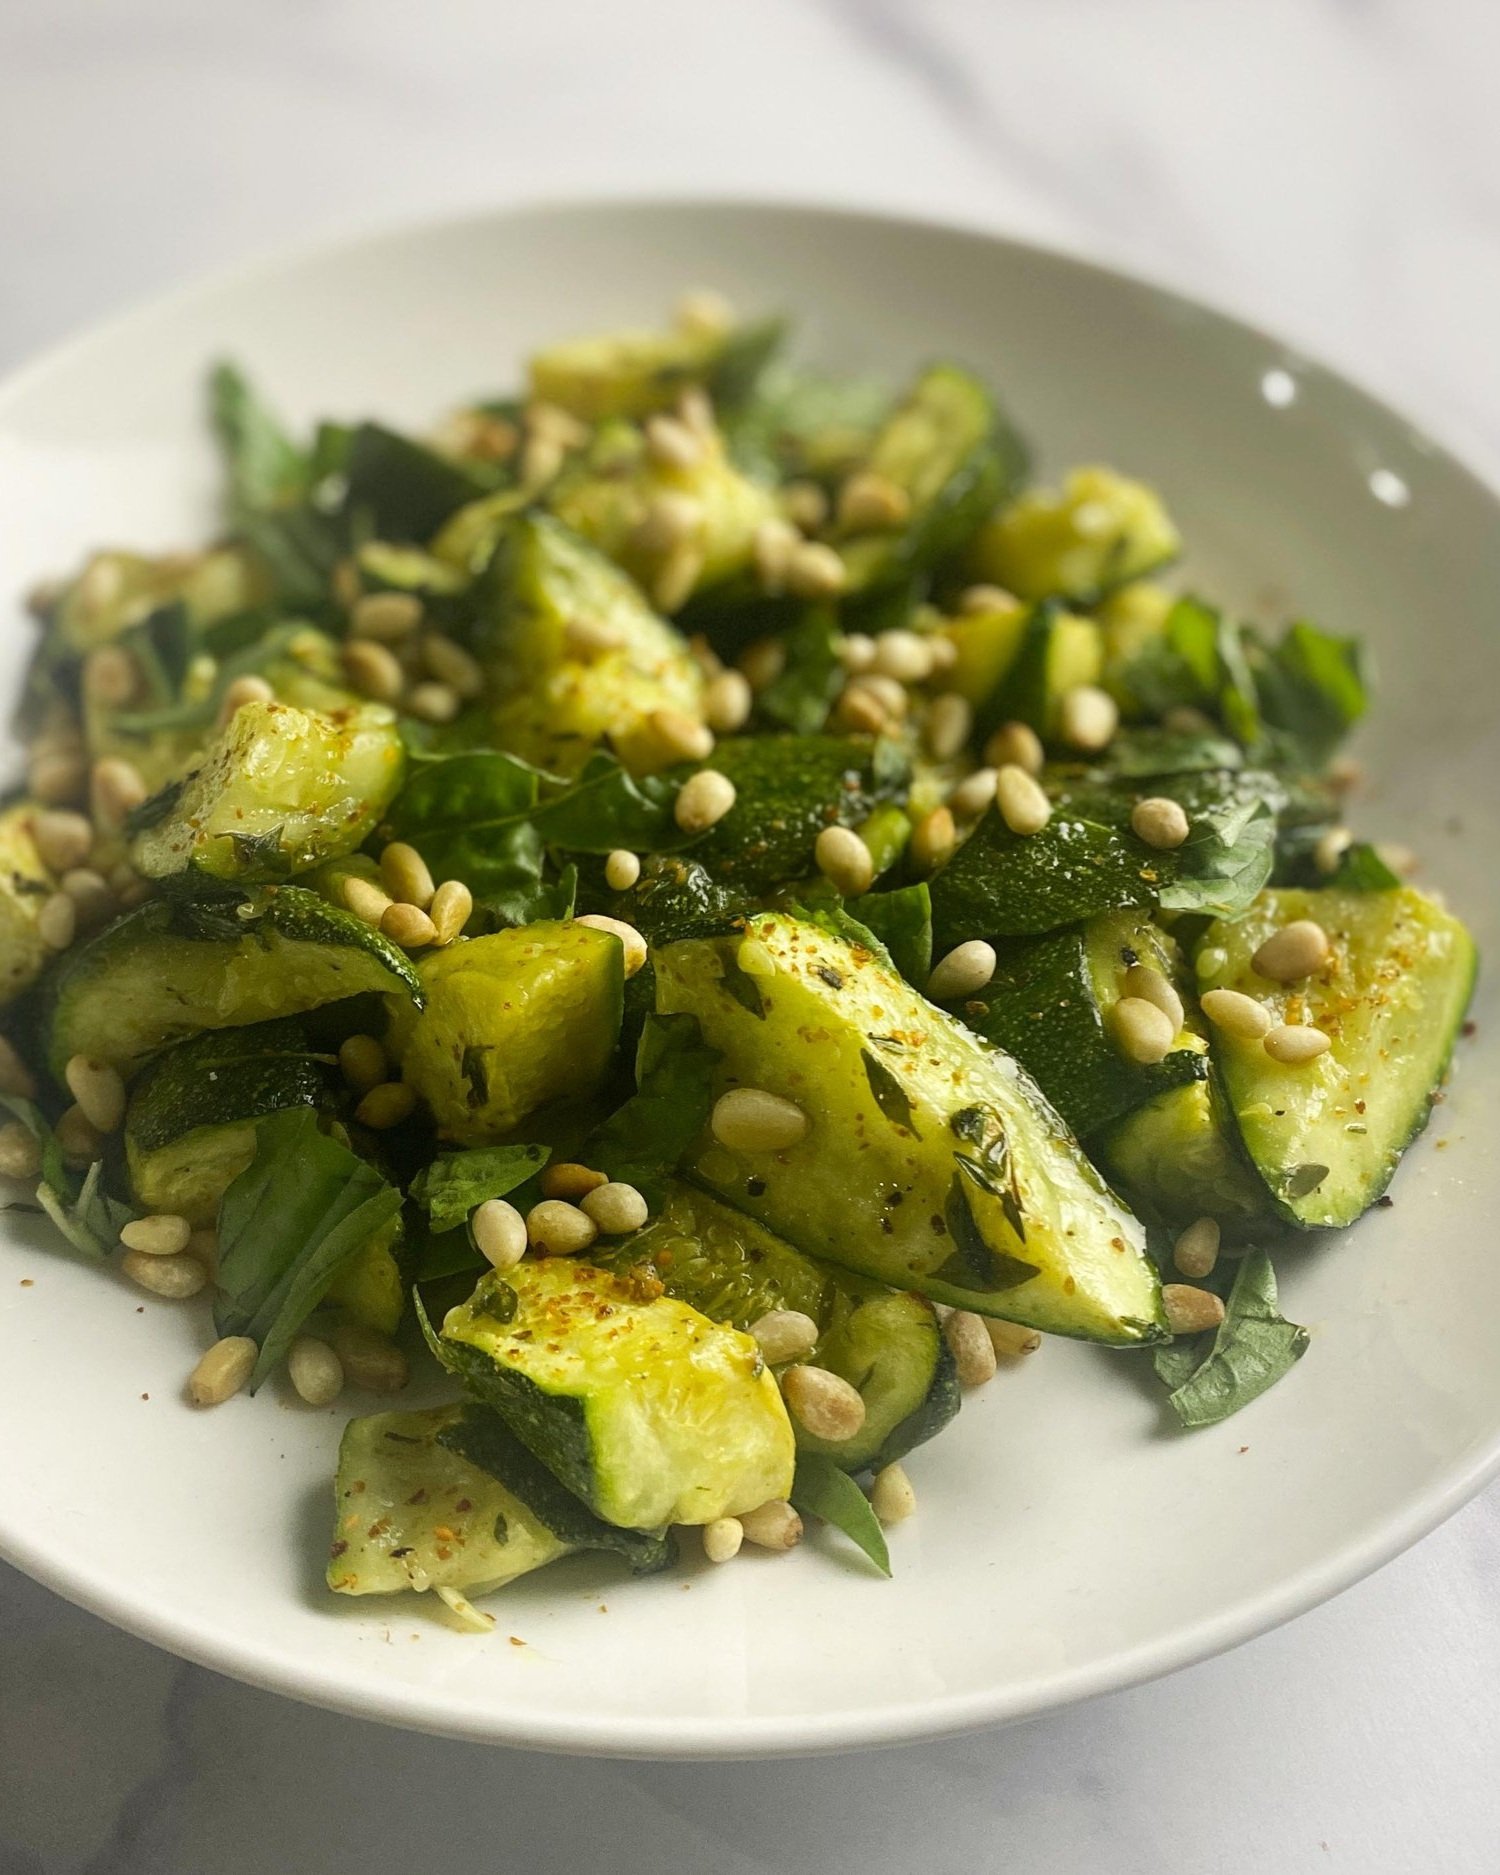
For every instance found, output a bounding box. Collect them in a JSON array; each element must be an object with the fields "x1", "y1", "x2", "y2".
[
  {"x1": 790, "y1": 1453, "x2": 891, "y2": 1577},
  {"x1": 409, "y1": 1144, "x2": 551, "y2": 1235},
  {"x1": 1156, "y1": 1249, "x2": 1309, "y2": 1429},
  {"x1": 584, "y1": 1013, "x2": 720, "y2": 1207}
]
